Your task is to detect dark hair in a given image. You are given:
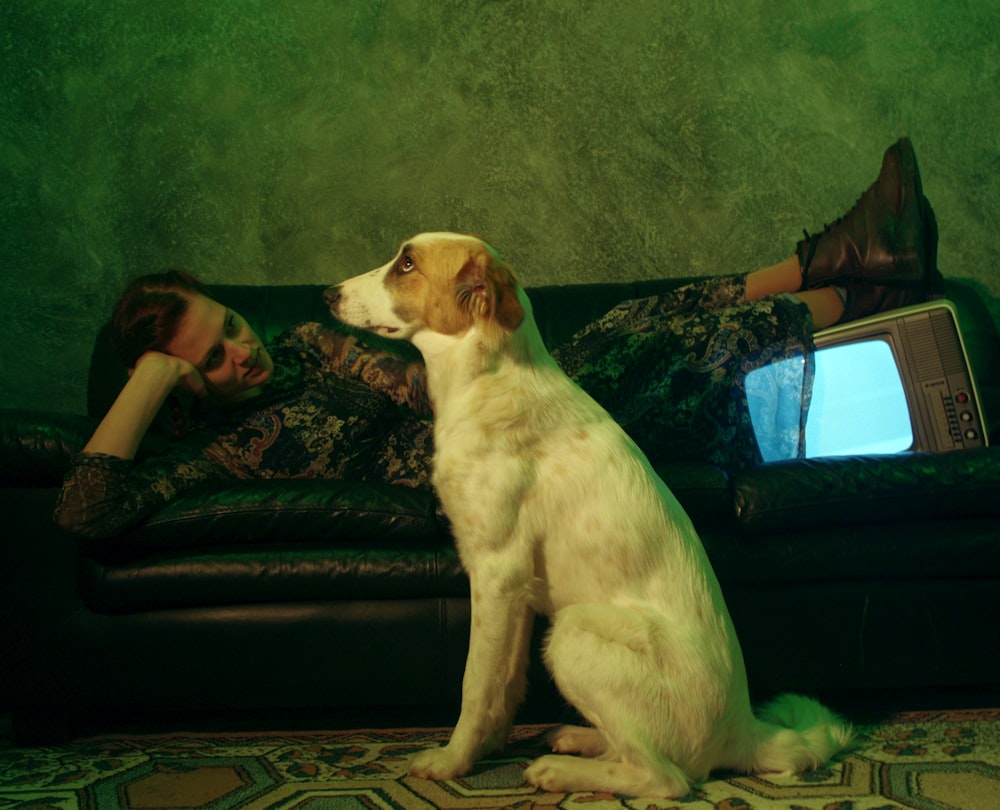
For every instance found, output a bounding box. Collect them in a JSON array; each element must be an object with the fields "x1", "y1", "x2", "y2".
[{"x1": 111, "y1": 269, "x2": 209, "y2": 368}]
